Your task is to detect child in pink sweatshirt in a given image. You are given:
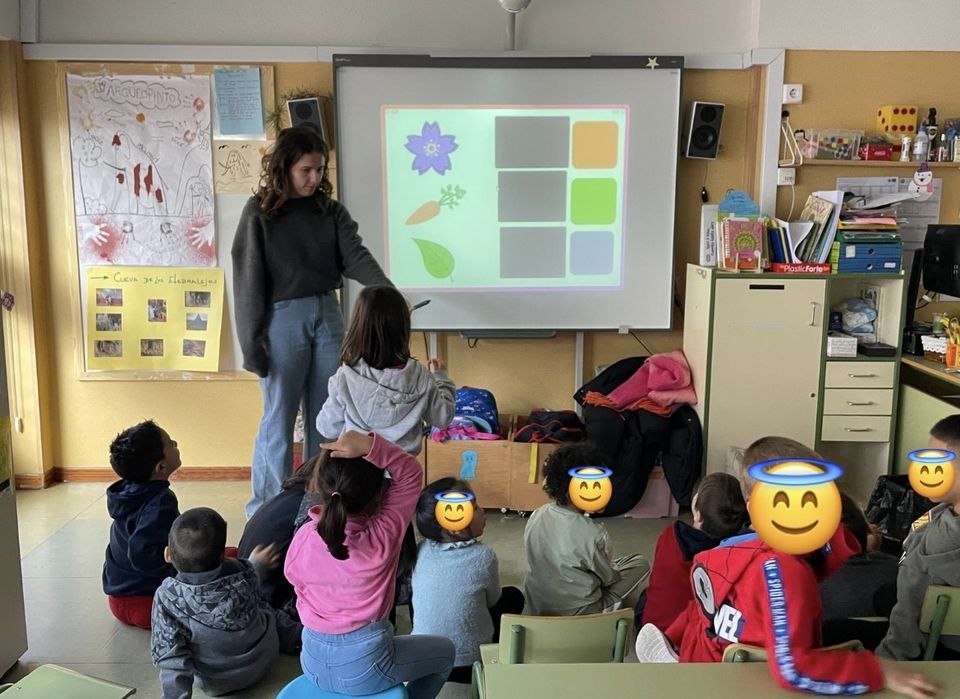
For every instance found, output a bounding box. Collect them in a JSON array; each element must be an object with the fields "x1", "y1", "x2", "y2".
[{"x1": 284, "y1": 431, "x2": 454, "y2": 698}]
